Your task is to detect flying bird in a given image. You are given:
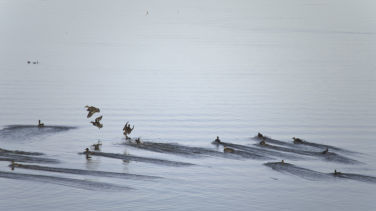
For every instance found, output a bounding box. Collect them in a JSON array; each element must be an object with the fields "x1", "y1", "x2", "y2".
[
  {"x1": 85, "y1": 105, "x2": 100, "y2": 118},
  {"x1": 123, "y1": 121, "x2": 134, "y2": 139},
  {"x1": 91, "y1": 115, "x2": 103, "y2": 129}
]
